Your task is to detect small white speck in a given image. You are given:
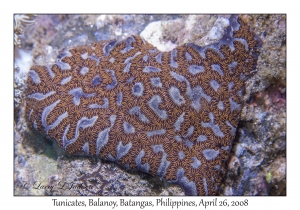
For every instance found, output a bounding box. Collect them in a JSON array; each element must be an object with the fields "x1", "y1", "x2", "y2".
[{"x1": 115, "y1": 28, "x2": 122, "y2": 36}]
